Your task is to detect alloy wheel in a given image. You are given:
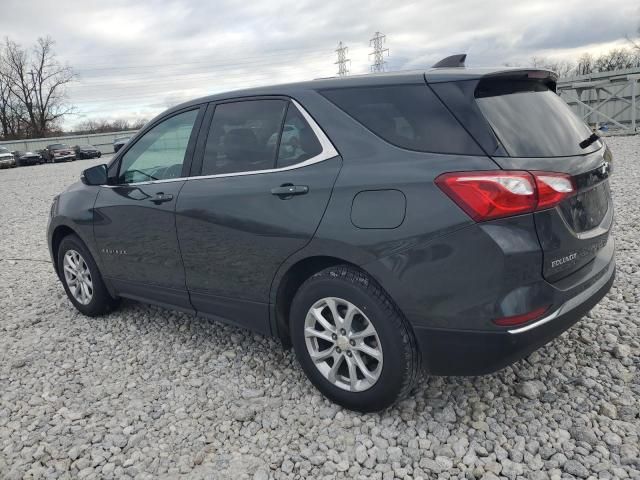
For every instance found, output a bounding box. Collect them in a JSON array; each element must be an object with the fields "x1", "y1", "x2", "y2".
[
  {"x1": 304, "y1": 297, "x2": 383, "y2": 392},
  {"x1": 63, "y1": 249, "x2": 93, "y2": 305}
]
